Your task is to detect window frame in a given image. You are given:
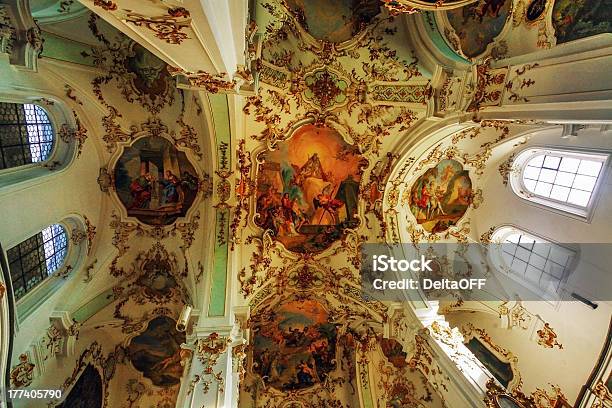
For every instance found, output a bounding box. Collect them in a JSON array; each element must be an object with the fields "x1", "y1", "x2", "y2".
[
  {"x1": 3, "y1": 217, "x2": 87, "y2": 324},
  {"x1": 0, "y1": 102, "x2": 57, "y2": 170},
  {"x1": 510, "y1": 146, "x2": 610, "y2": 221},
  {"x1": 7, "y1": 224, "x2": 69, "y2": 301},
  {"x1": 489, "y1": 225, "x2": 578, "y2": 306},
  {"x1": 0, "y1": 95, "x2": 77, "y2": 192}
]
